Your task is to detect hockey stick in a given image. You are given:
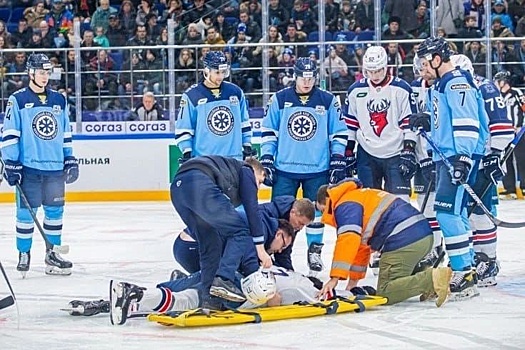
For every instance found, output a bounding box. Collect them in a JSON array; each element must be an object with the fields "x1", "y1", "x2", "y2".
[
  {"x1": 420, "y1": 178, "x2": 434, "y2": 213},
  {"x1": 15, "y1": 183, "x2": 70, "y2": 254},
  {"x1": 0, "y1": 262, "x2": 17, "y2": 310},
  {"x1": 419, "y1": 129, "x2": 525, "y2": 229},
  {"x1": 467, "y1": 127, "x2": 525, "y2": 216}
]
